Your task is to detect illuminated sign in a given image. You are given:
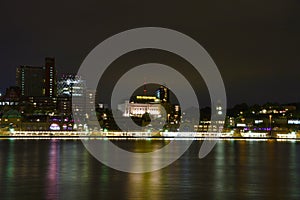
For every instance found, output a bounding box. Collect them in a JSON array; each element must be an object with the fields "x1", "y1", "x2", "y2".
[
  {"x1": 156, "y1": 90, "x2": 160, "y2": 99},
  {"x1": 50, "y1": 123, "x2": 60, "y2": 130},
  {"x1": 236, "y1": 123, "x2": 246, "y2": 127},
  {"x1": 136, "y1": 96, "x2": 157, "y2": 100},
  {"x1": 255, "y1": 120, "x2": 263, "y2": 124},
  {"x1": 288, "y1": 120, "x2": 300, "y2": 125}
]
